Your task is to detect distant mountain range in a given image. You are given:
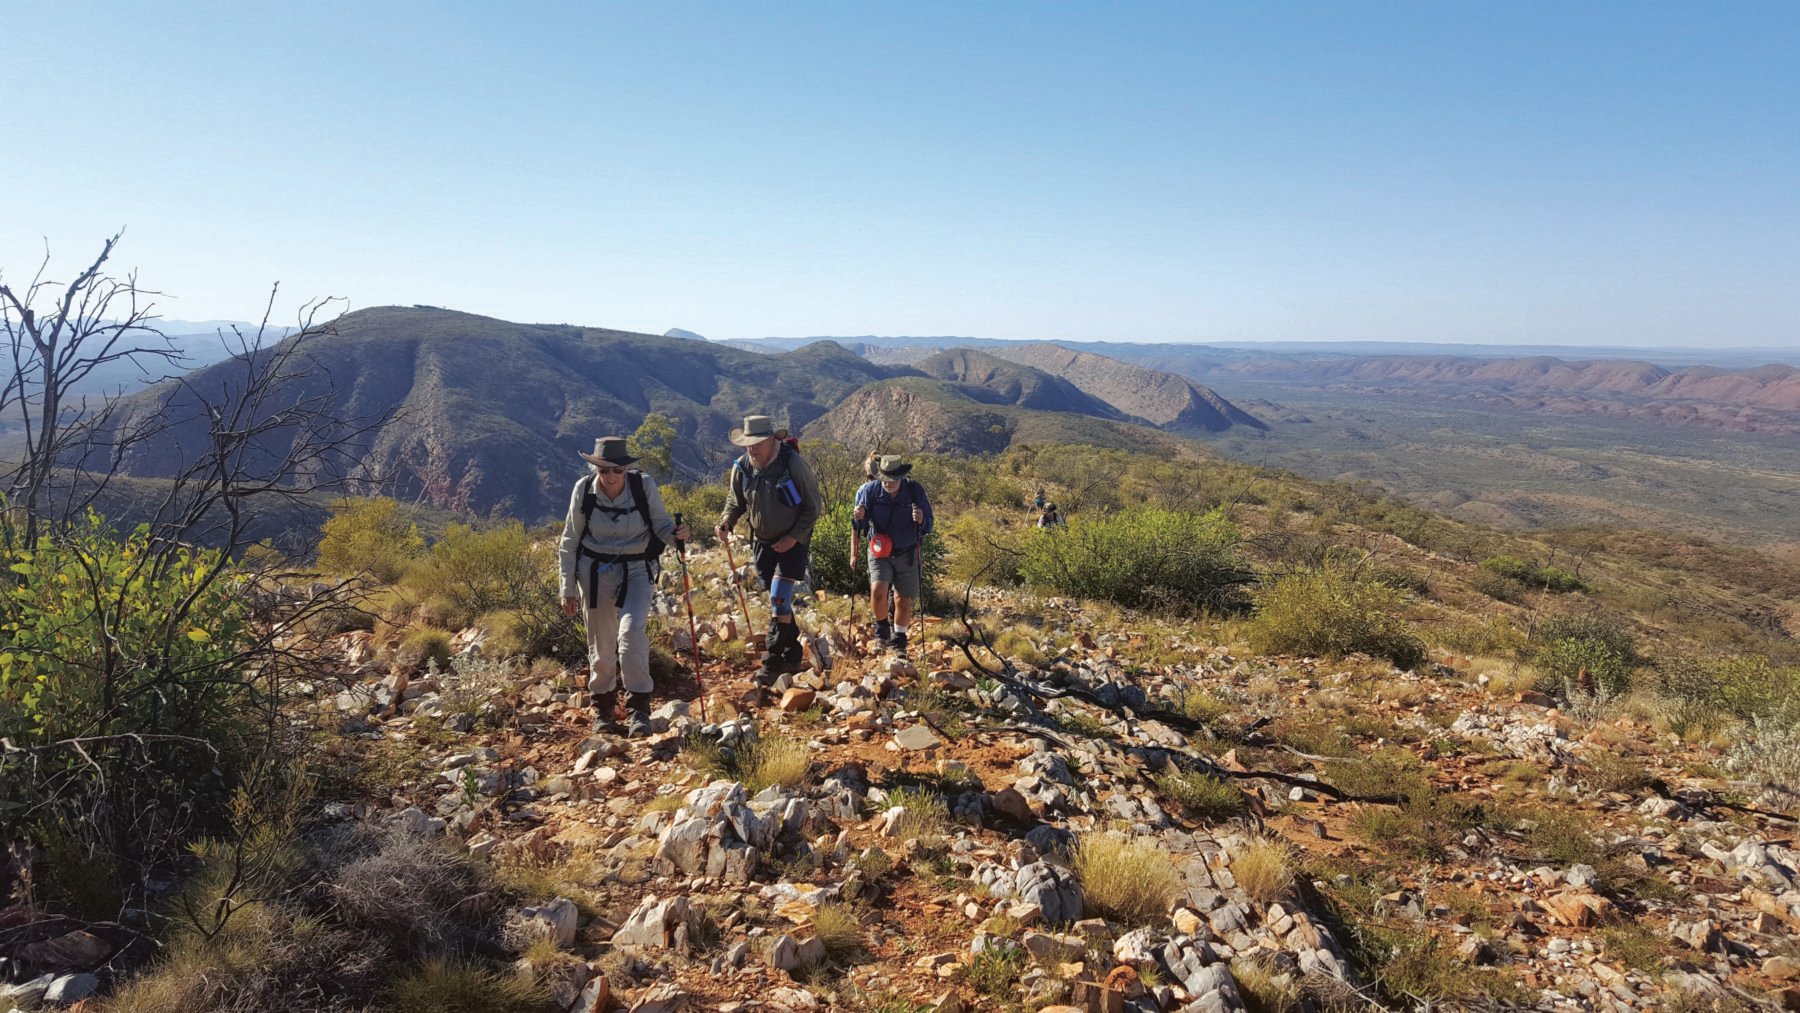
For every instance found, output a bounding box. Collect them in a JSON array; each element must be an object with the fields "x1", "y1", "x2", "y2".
[
  {"x1": 99, "y1": 308, "x2": 1259, "y2": 520},
  {"x1": 81, "y1": 310, "x2": 1798, "y2": 525}
]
